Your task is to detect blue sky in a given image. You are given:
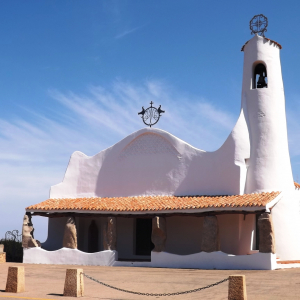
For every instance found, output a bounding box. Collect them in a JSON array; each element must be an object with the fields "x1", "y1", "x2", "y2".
[{"x1": 1, "y1": 0, "x2": 300, "y2": 241}]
